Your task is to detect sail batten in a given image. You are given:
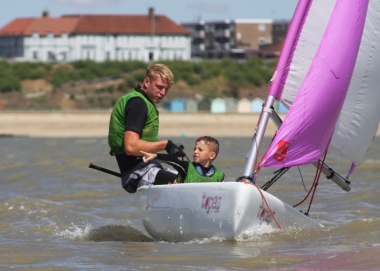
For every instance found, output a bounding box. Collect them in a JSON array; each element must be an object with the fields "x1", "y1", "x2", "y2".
[{"x1": 261, "y1": 0, "x2": 369, "y2": 168}]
